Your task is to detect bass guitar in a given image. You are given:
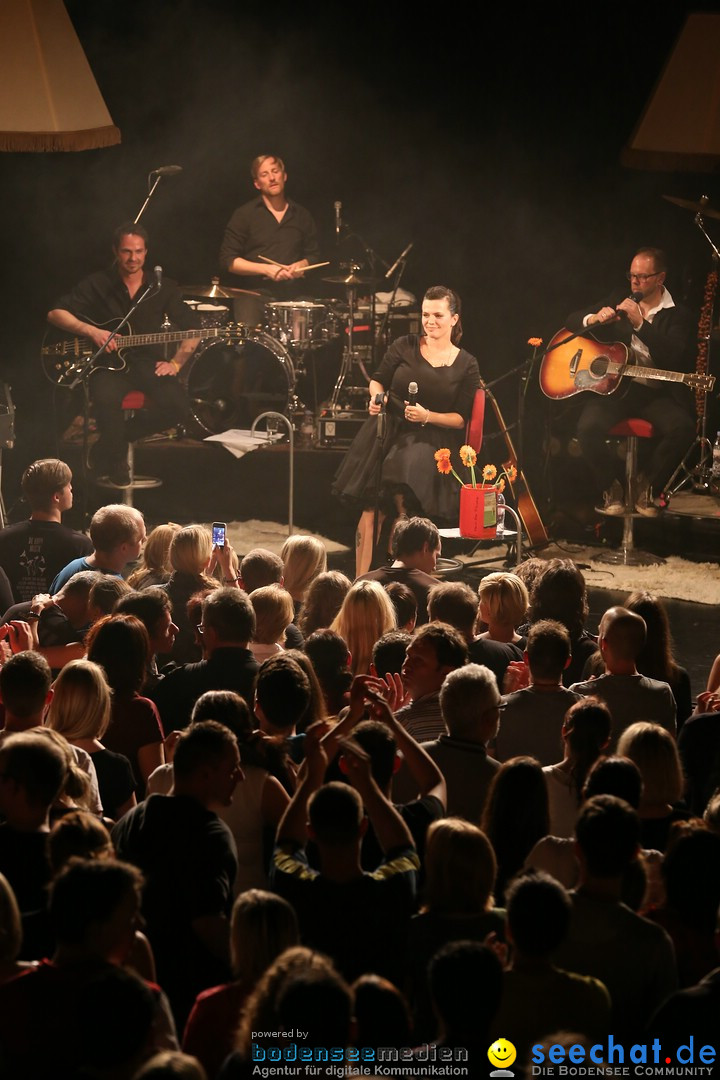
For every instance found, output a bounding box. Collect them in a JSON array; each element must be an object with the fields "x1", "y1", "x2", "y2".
[
  {"x1": 42, "y1": 319, "x2": 246, "y2": 388},
  {"x1": 539, "y1": 328, "x2": 715, "y2": 400}
]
